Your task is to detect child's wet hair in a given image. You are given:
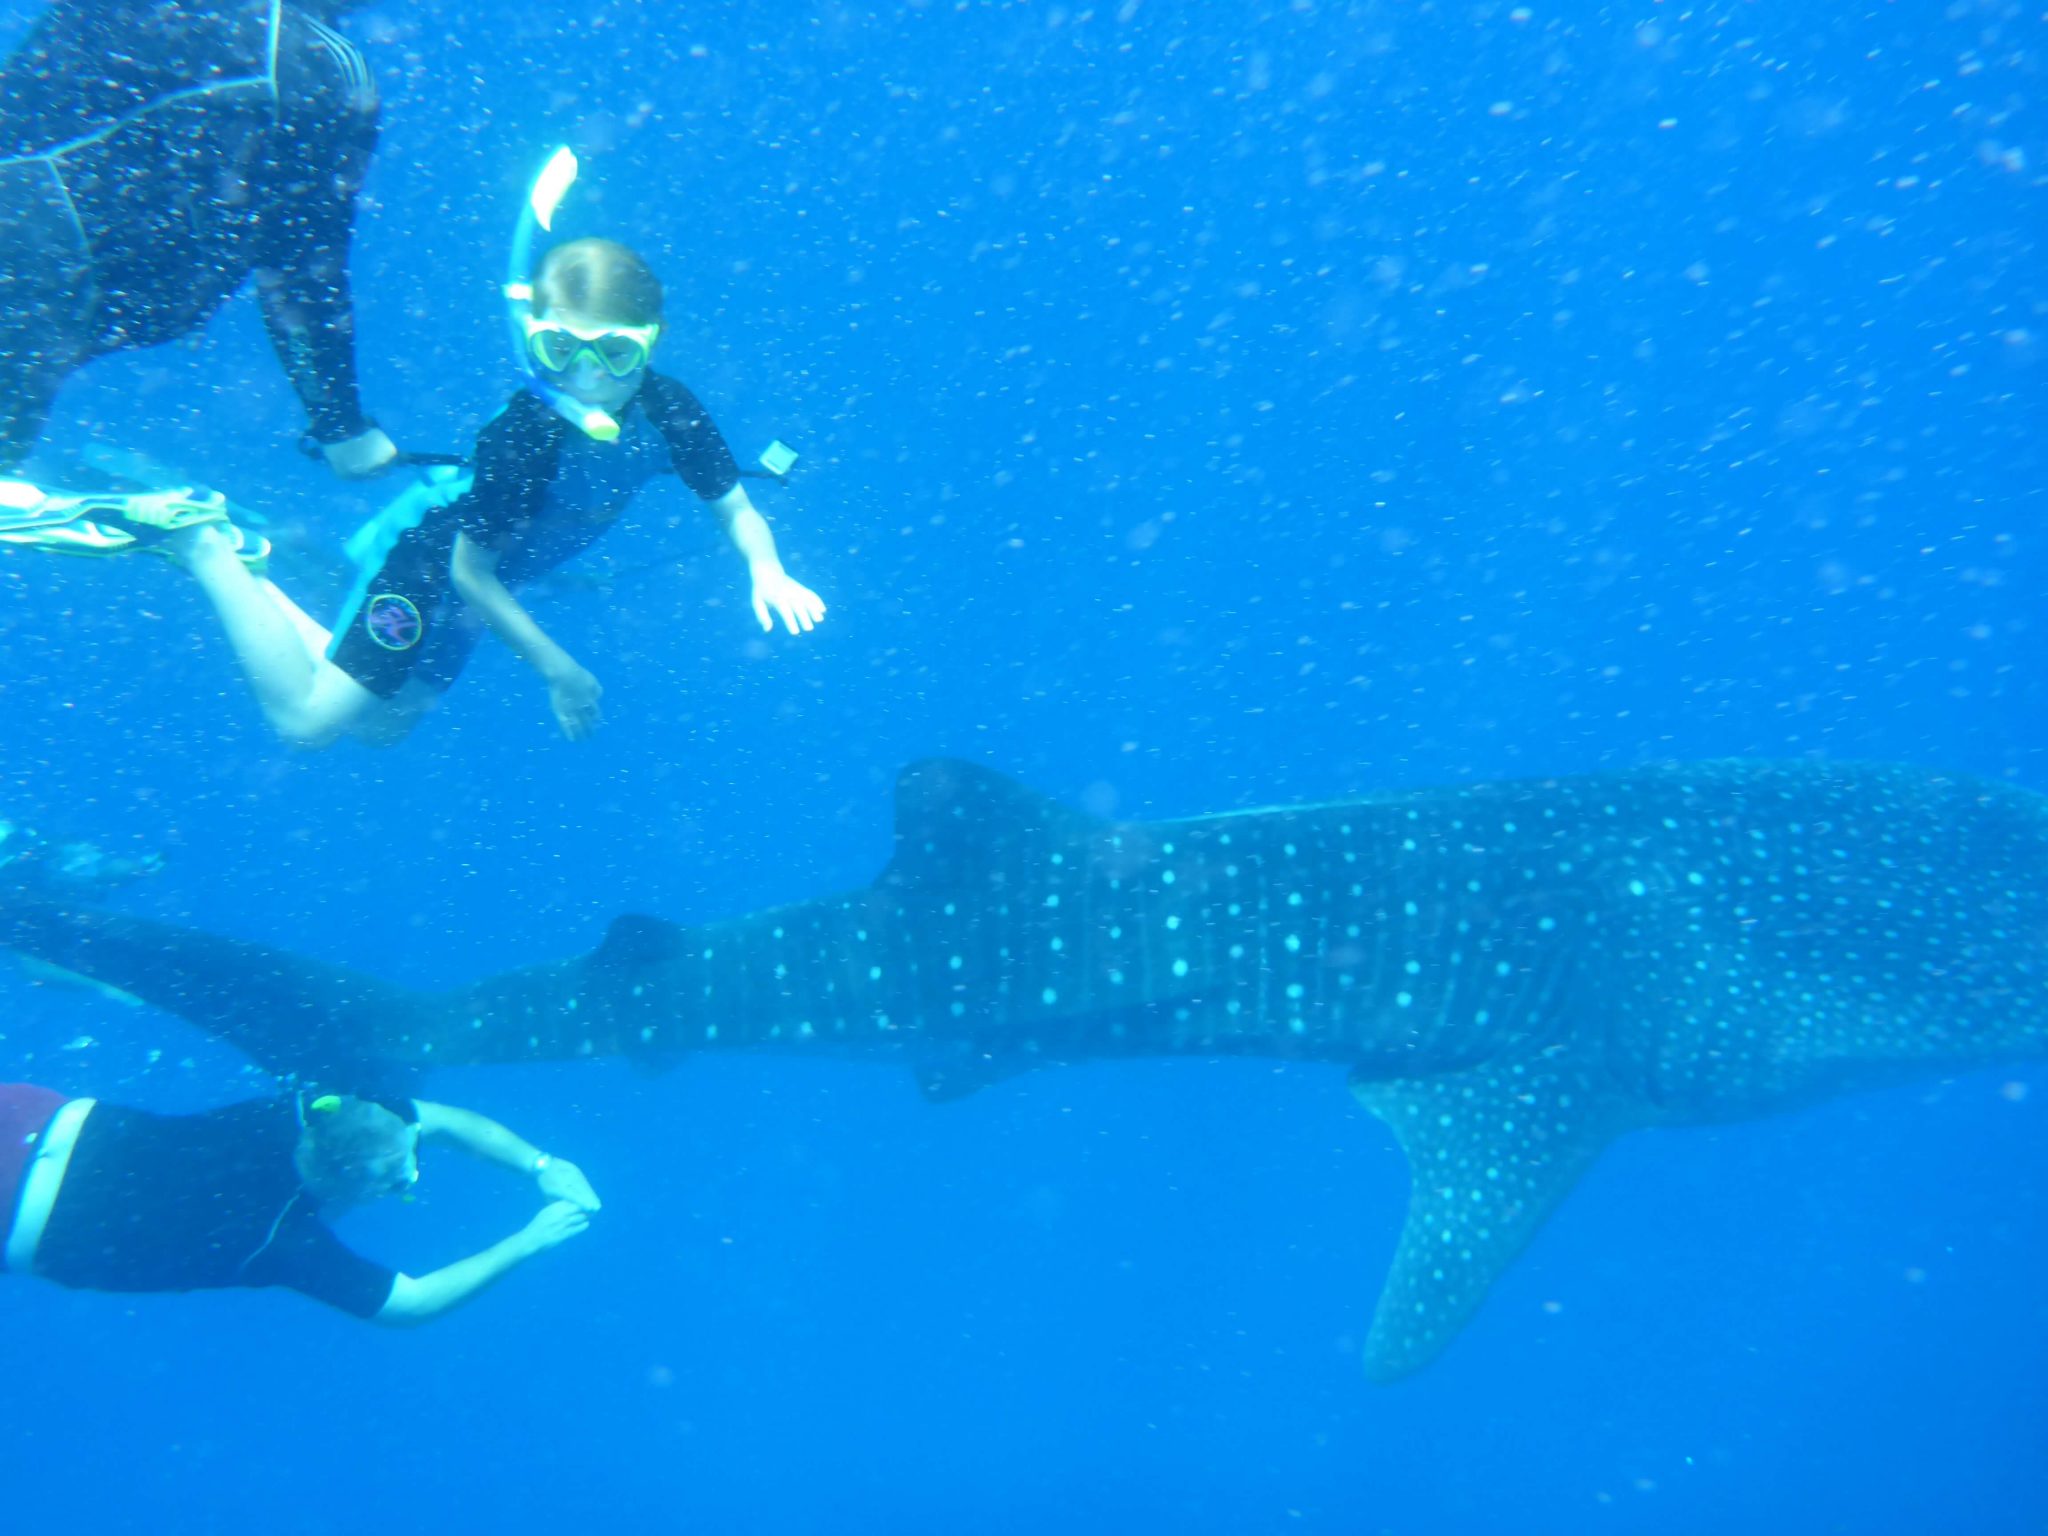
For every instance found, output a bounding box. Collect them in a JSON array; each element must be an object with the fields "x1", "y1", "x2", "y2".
[{"x1": 533, "y1": 238, "x2": 664, "y2": 328}]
